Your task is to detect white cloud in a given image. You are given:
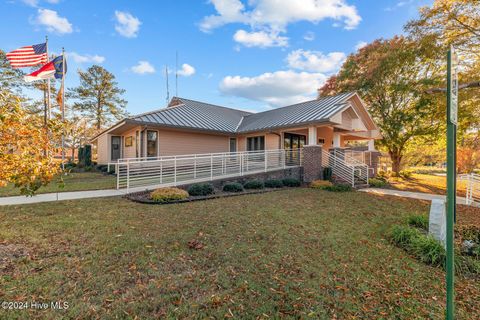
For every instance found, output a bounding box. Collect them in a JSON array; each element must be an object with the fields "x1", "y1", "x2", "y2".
[
  {"x1": 286, "y1": 50, "x2": 346, "y2": 73},
  {"x1": 35, "y1": 9, "x2": 72, "y2": 34},
  {"x1": 131, "y1": 61, "x2": 155, "y2": 74},
  {"x1": 233, "y1": 29, "x2": 288, "y2": 48},
  {"x1": 114, "y1": 11, "x2": 141, "y2": 38},
  {"x1": 177, "y1": 63, "x2": 195, "y2": 77},
  {"x1": 355, "y1": 41, "x2": 367, "y2": 50},
  {"x1": 22, "y1": 0, "x2": 58, "y2": 7},
  {"x1": 69, "y1": 52, "x2": 105, "y2": 64},
  {"x1": 200, "y1": 0, "x2": 361, "y2": 32},
  {"x1": 303, "y1": 31, "x2": 315, "y2": 41},
  {"x1": 219, "y1": 70, "x2": 326, "y2": 107}
]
